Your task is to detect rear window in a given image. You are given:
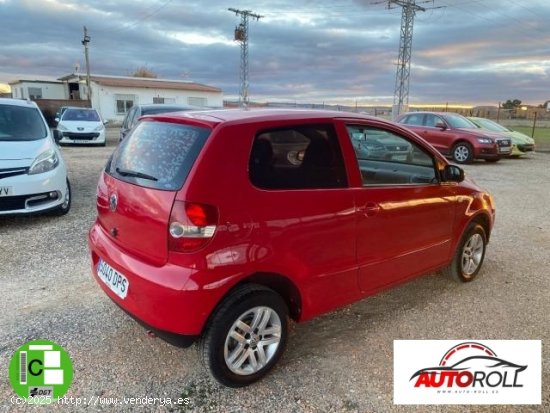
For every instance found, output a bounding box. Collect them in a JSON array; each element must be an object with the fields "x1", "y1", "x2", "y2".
[
  {"x1": 0, "y1": 104, "x2": 47, "y2": 141},
  {"x1": 108, "y1": 121, "x2": 210, "y2": 190}
]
